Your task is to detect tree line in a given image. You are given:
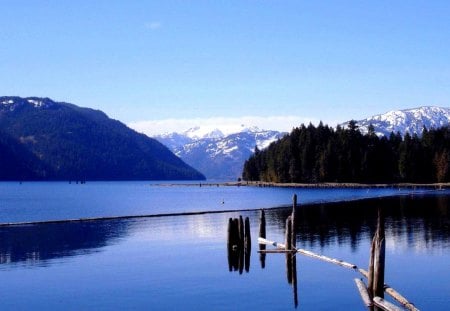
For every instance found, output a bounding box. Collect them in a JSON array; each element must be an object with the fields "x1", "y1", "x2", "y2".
[{"x1": 242, "y1": 121, "x2": 450, "y2": 184}]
